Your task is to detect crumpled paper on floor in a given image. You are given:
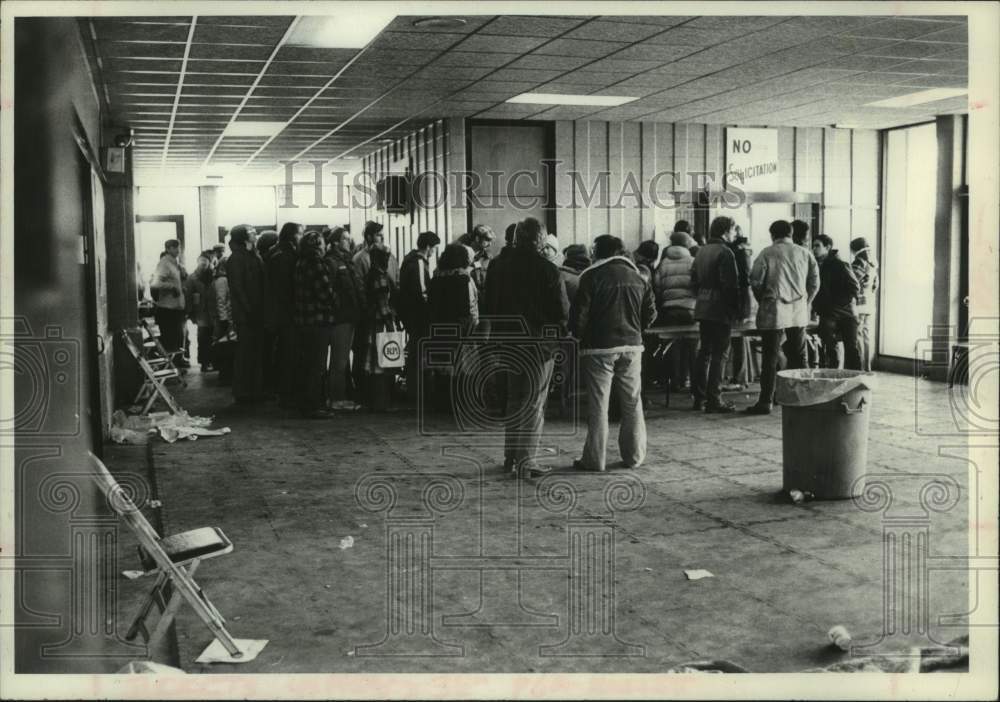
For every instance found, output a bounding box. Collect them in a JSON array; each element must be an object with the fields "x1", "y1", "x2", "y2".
[
  {"x1": 775, "y1": 369, "x2": 877, "y2": 407},
  {"x1": 110, "y1": 409, "x2": 230, "y2": 444}
]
